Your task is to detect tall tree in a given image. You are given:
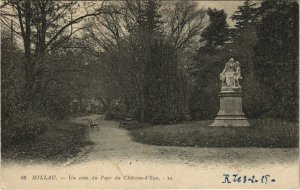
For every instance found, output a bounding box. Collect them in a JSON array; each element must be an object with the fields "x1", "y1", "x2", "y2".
[
  {"x1": 164, "y1": 1, "x2": 206, "y2": 52},
  {"x1": 253, "y1": 0, "x2": 299, "y2": 120},
  {"x1": 188, "y1": 8, "x2": 230, "y2": 120},
  {"x1": 1, "y1": 1, "x2": 109, "y2": 110},
  {"x1": 231, "y1": 0, "x2": 257, "y2": 30},
  {"x1": 229, "y1": 0, "x2": 259, "y2": 118},
  {"x1": 201, "y1": 8, "x2": 229, "y2": 49},
  {"x1": 85, "y1": 0, "x2": 205, "y2": 123}
]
